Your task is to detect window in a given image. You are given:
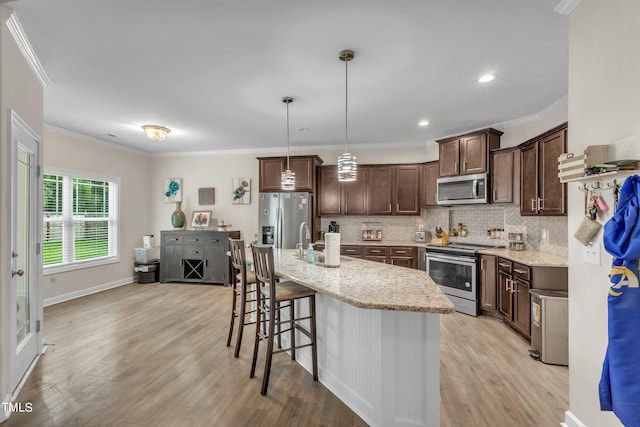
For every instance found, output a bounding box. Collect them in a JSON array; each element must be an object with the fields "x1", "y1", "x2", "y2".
[{"x1": 43, "y1": 168, "x2": 119, "y2": 273}]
